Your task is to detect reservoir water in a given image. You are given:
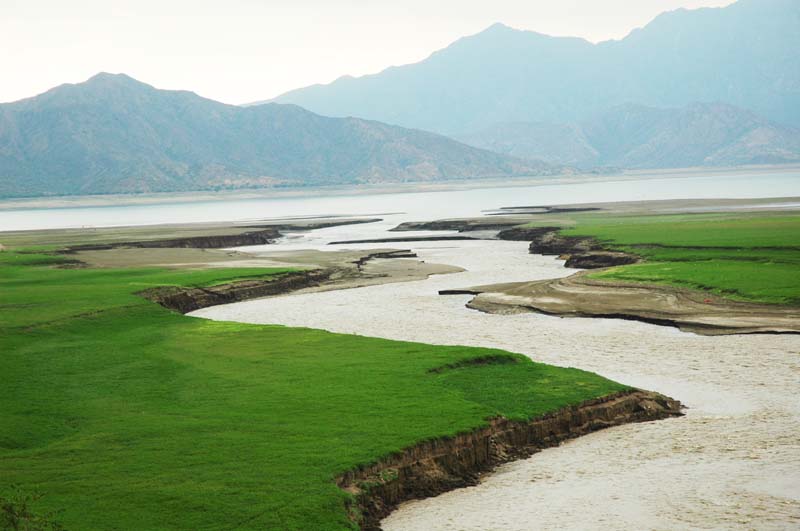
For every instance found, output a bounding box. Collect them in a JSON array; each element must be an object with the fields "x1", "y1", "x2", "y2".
[{"x1": 2, "y1": 168, "x2": 799, "y2": 231}]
